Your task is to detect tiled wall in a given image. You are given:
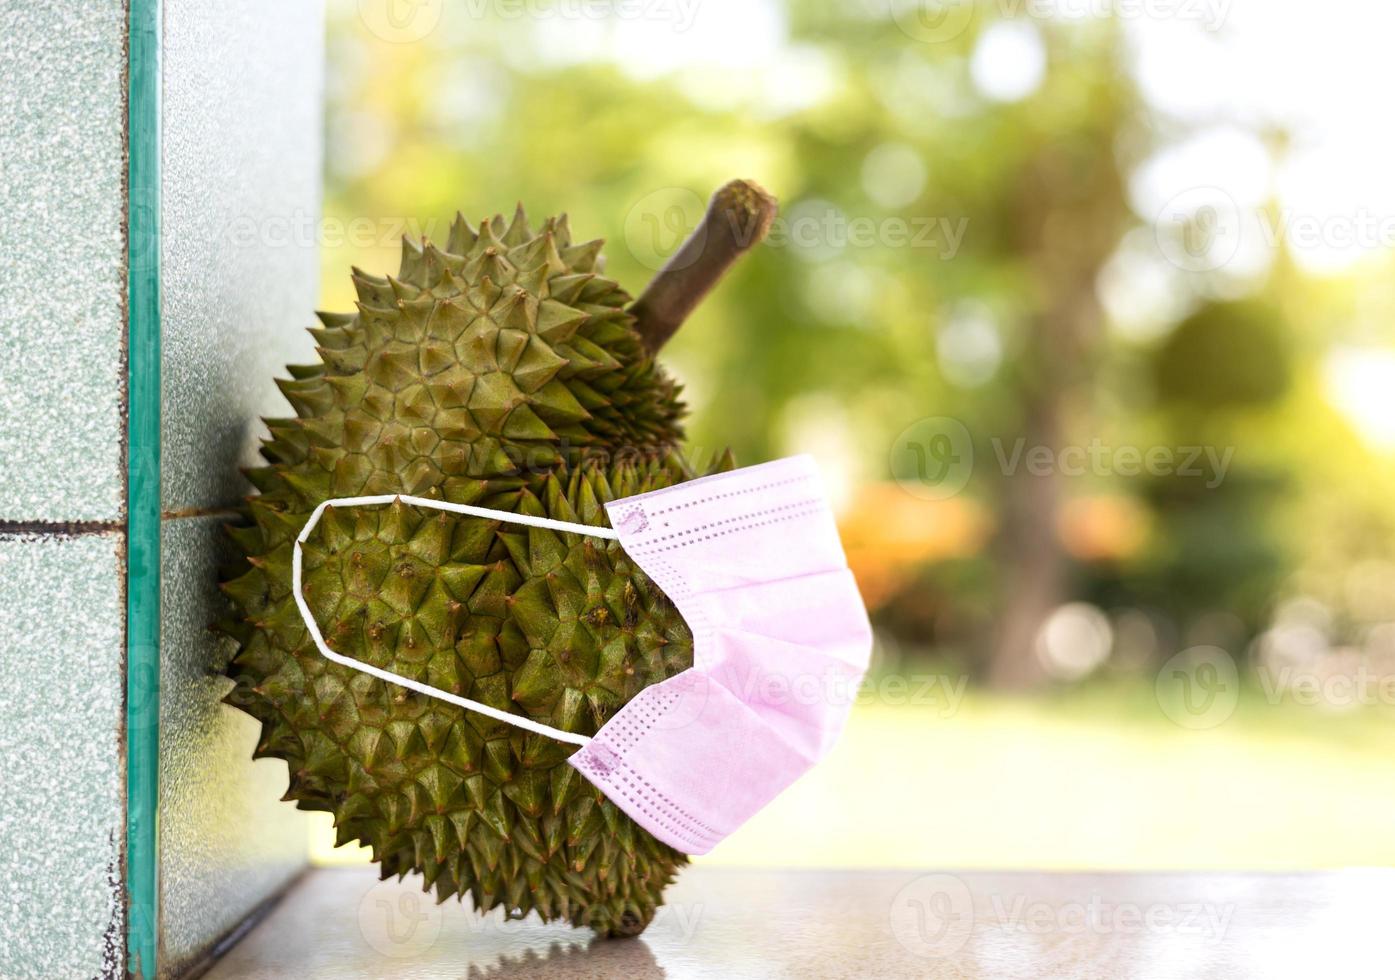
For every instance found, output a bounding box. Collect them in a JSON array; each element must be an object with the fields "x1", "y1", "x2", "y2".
[
  {"x1": 0, "y1": 2, "x2": 323, "y2": 976},
  {"x1": 0, "y1": 534, "x2": 127, "y2": 979},
  {"x1": 156, "y1": 1, "x2": 324, "y2": 975},
  {"x1": 0, "y1": 1, "x2": 129, "y2": 523},
  {"x1": 0, "y1": 3, "x2": 130, "y2": 978}
]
